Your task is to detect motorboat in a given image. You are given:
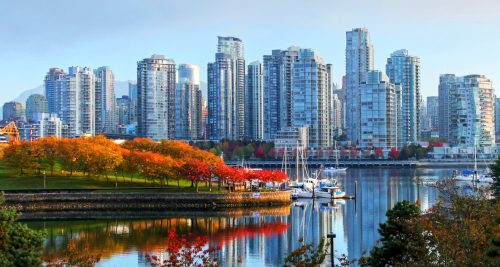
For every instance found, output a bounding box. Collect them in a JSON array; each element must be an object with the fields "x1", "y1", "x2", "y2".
[{"x1": 314, "y1": 186, "x2": 346, "y2": 199}]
